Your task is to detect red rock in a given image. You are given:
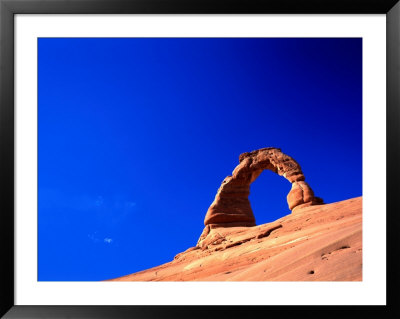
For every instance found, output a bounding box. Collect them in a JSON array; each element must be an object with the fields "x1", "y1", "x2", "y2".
[
  {"x1": 109, "y1": 197, "x2": 362, "y2": 281},
  {"x1": 106, "y1": 148, "x2": 360, "y2": 282},
  {"x1": 287, "y1": 181, "x2": 316, "y2": 210},
  {"x1": 203, "y1": 147, "x2": 322, "y2": 229}
]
